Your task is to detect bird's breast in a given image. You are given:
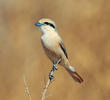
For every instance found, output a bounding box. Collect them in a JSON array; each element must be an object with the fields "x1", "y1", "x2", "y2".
[
  {"x1": 41, "y1": 33, "x2": 59, "y2": 49},
  {"x1": 41, "y1": 33, "x2": 61, "y2": 63}
]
